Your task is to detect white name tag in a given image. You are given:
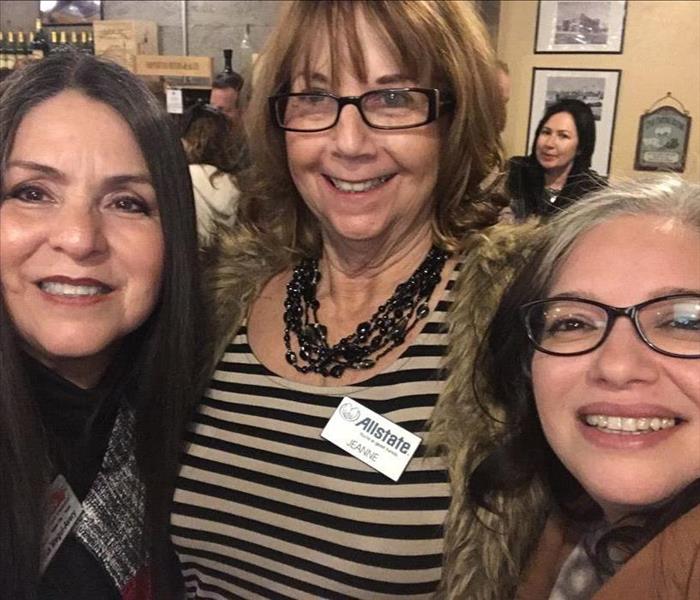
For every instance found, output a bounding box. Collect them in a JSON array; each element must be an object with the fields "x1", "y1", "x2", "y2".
[
  {"x1": 321, "y1": 397, "x2": 422, "y2": 482},
  {"x1": 166, "y1": 88, "x2": 184, "y2": 114},
  {"x1": 40, "y1": 475, "x2": 83, "y2": 574}
]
